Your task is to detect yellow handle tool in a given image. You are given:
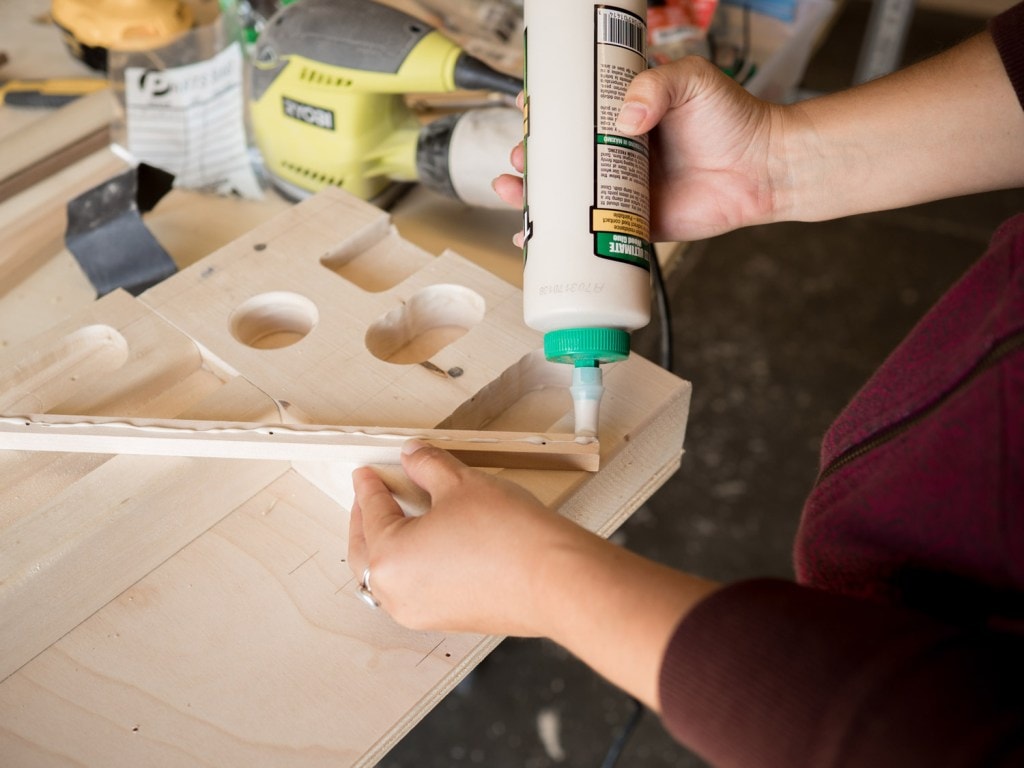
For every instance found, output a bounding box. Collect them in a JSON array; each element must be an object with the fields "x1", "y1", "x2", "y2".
[{"x1": 1, "y1": 77, "x2": 108, "y2": 108}]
